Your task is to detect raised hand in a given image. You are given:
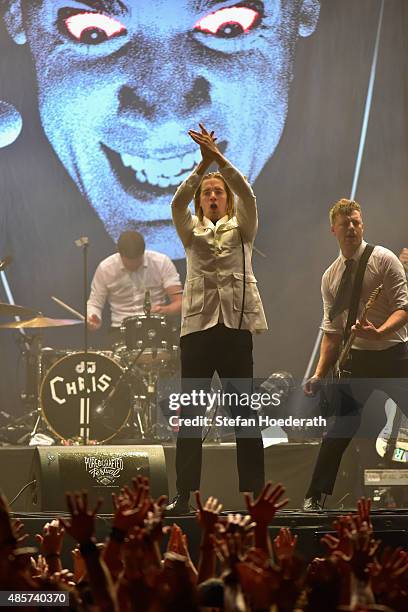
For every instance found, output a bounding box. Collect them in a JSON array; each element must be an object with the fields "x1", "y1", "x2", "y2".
[
  {"x1": 331, "y1": 516, "x2": 380, "y2": 581},
  {"x1": 273, "y1": 527, "x2": 298, "y2": 563},
  {"x1": 212, "y1": 531, "x2": 247, "y2": 576},
  {"x1": 369, "y1": 546, "x2": 408, "y2": 596},
  {"x1": 12, "y1": 518, "x2": 29, "y2": 547},
  {"x1": 356, "y1": 497, "x2": 373, "y2": 534},
  {"x1": 123, "y1": 526, "x2": 162, "y2": 586},
  {"x1": 166, "y1": 524, "x2": 198, "y2": 582},
  {"x1": 216, "y1": 513, "x2": 256, "y2": 551},
  {"x1": 144, "y1": 496, "x2": 168, "y2": 545},
  {"x1": 195, "y1": 492, "x2": 223, "y2": 534},
  {"x1": 188, "y1": 123, "x2": 221, "y2": 163},
  {"x1": 35, "y1": 519, "x2": 65, "y2": 557},
  {"x1": 71, "y1": 547, "x2": 87, "y2": 583},
  {"x1": 236, "y1": 553, "x2": 281, "y2": 610},
  {"x1": 60, "y1": 491, "x2": 102, "y2": 544},
  {"x1": 111, "y1": 490, "x2": 150, "y2": 533},
  {"x1": 245, "y1": 482, "x2": 289, "y2": 526}
]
